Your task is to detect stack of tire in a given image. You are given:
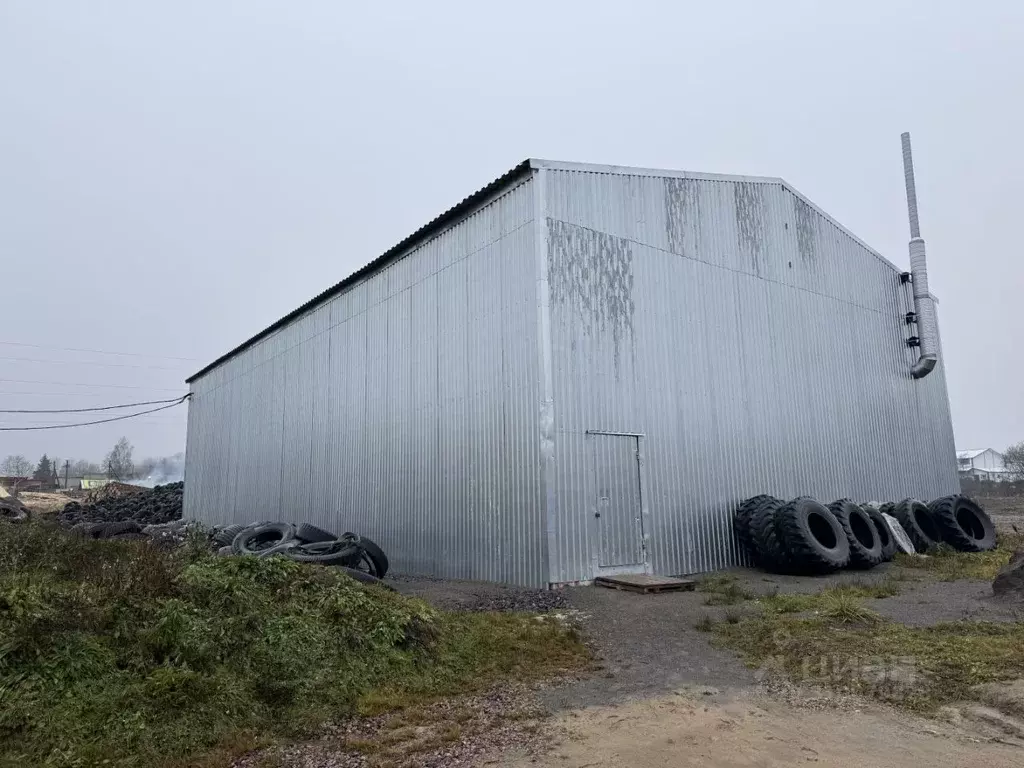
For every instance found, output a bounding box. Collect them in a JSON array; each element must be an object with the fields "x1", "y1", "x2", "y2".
[
  {"x1": 734, "y1": 493, "x2": 996, "y2": 575},
  {"x1": 879, "y1": 495, "x2": 997, "y2": 554},
  {"x1": 211, "y1": 521, "x2": 391, "y2": 588}
]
